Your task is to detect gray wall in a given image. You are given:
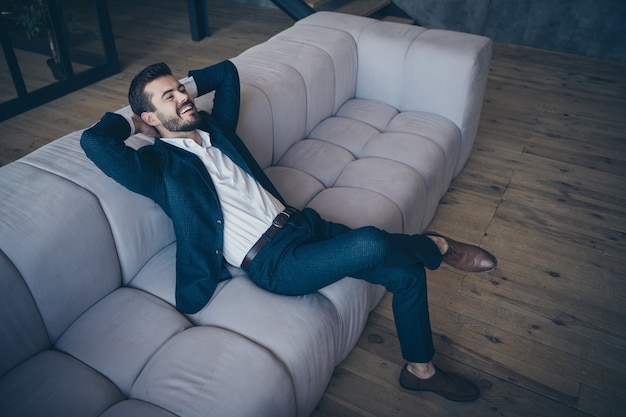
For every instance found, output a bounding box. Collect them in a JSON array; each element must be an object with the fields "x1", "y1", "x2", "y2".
[{"x1": 391, "y1": 0, "x2": 626, "y2": 62}]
